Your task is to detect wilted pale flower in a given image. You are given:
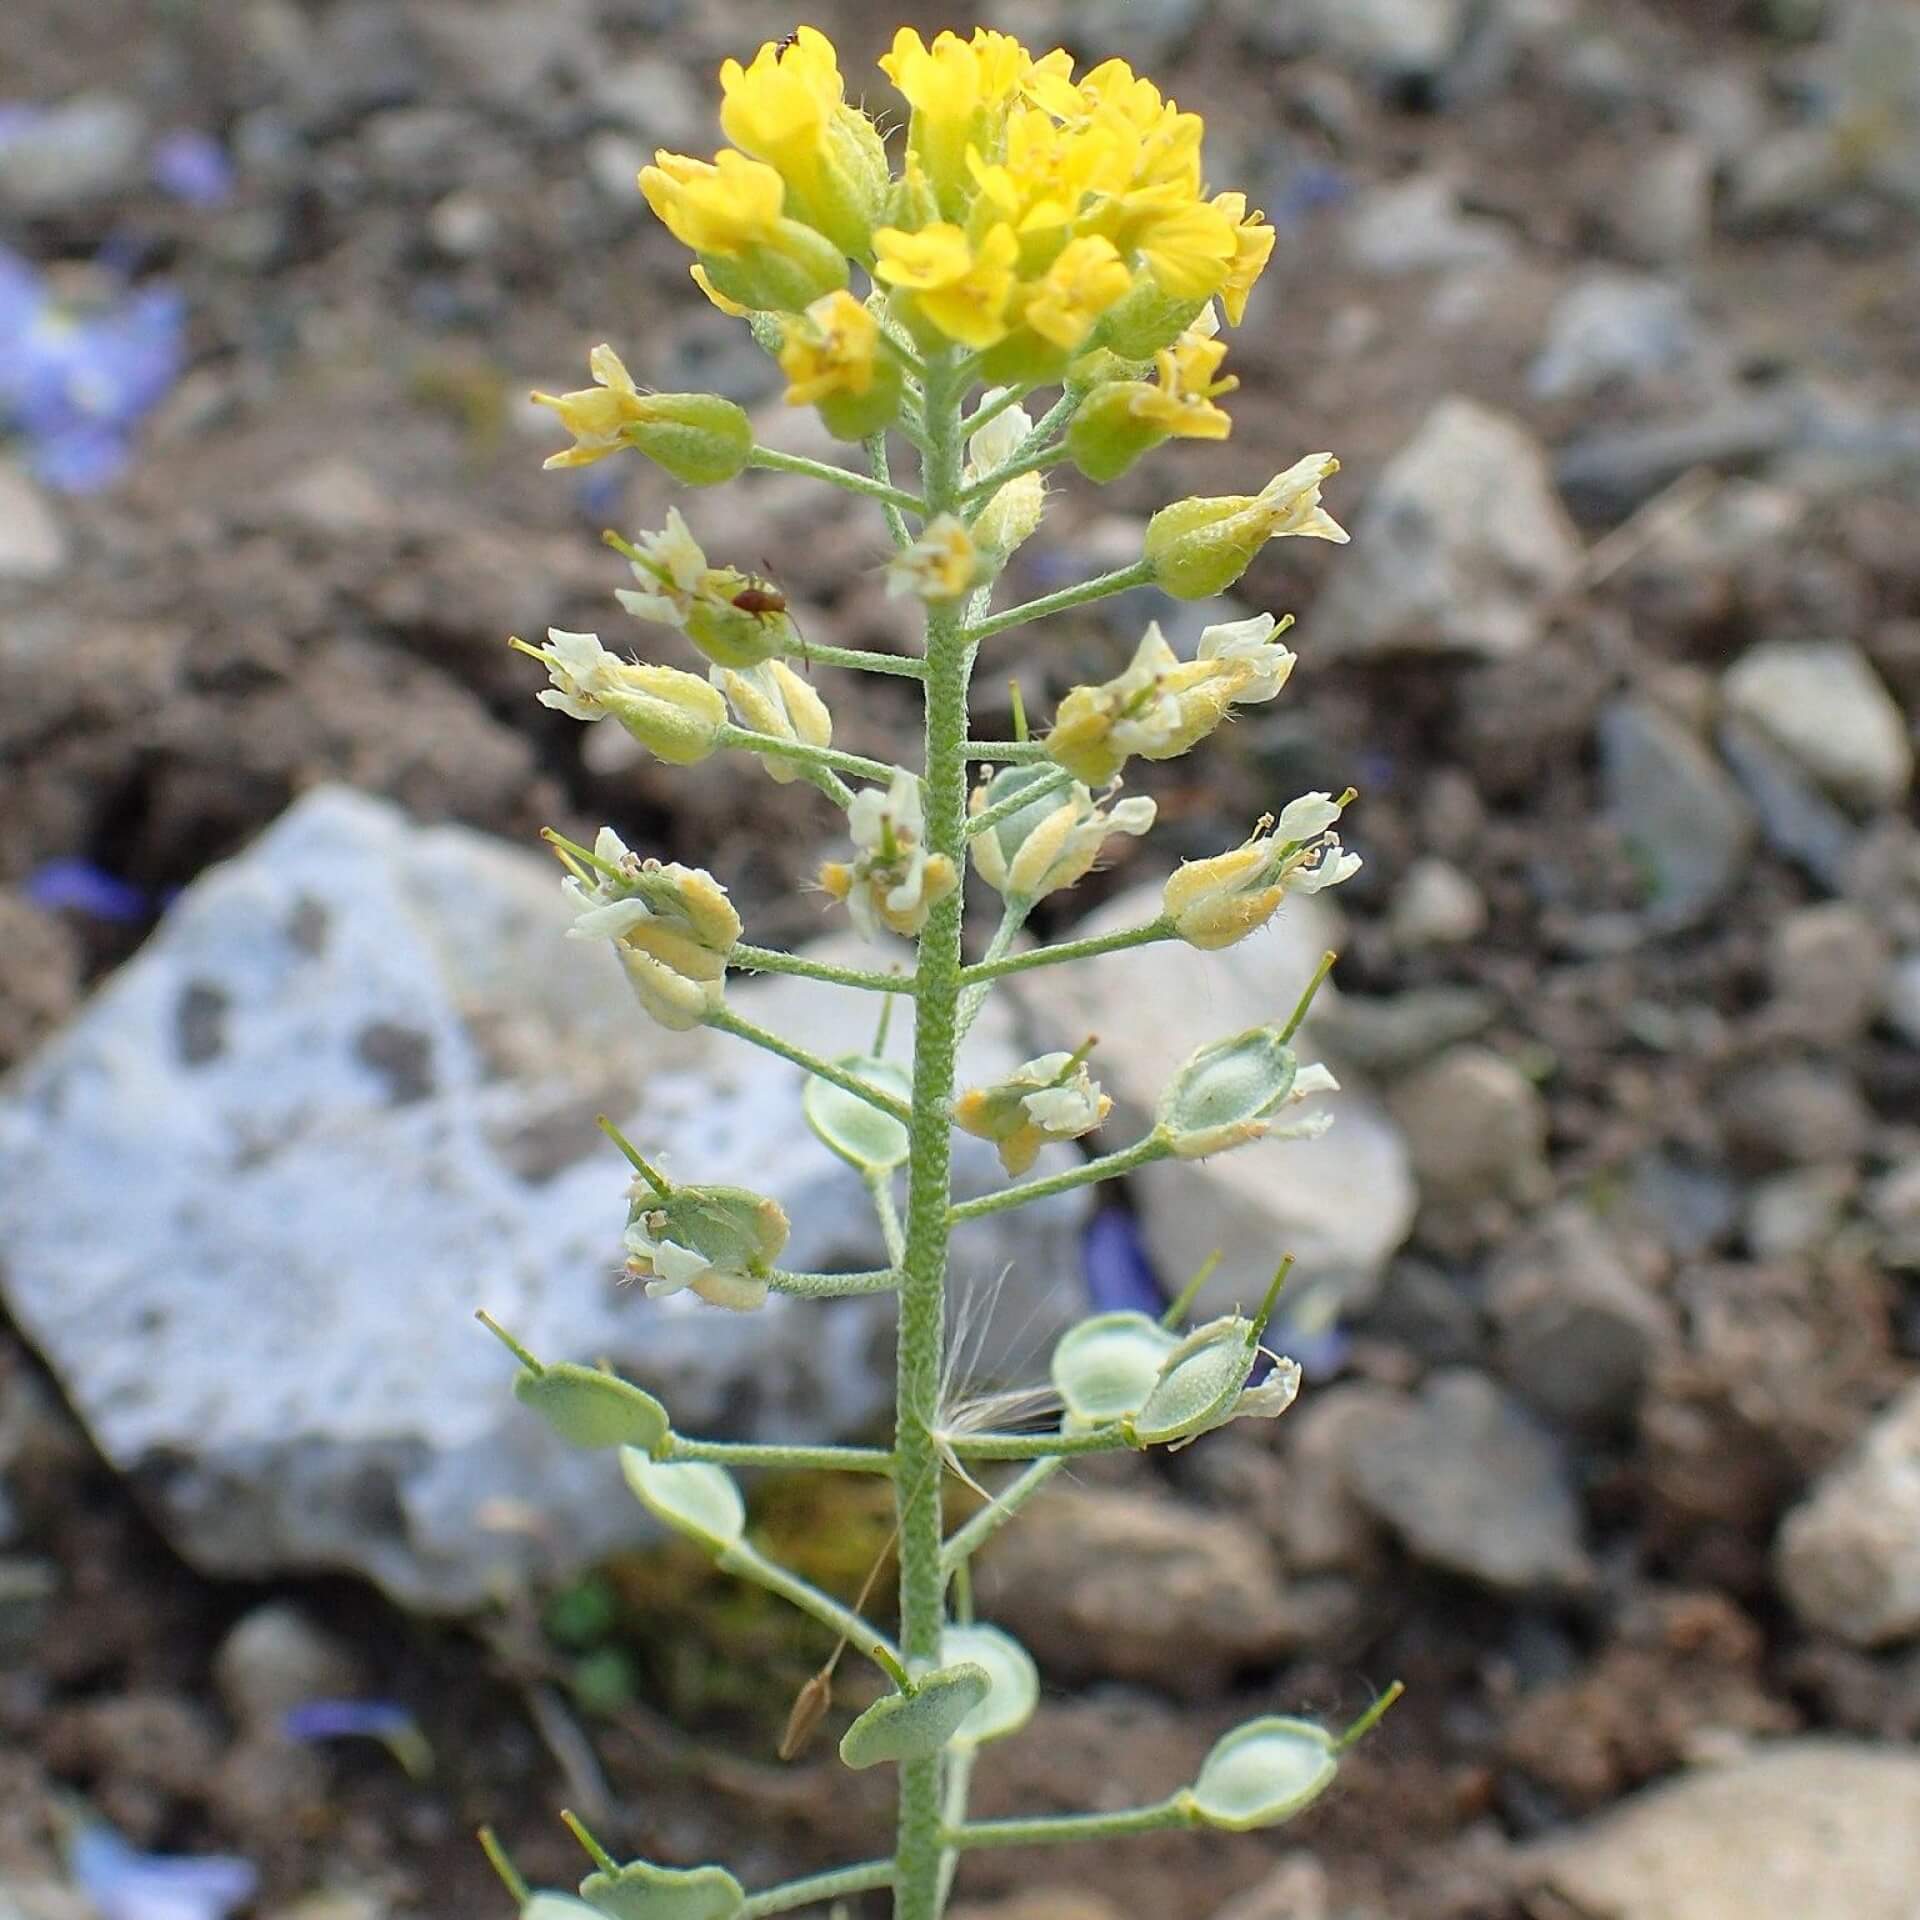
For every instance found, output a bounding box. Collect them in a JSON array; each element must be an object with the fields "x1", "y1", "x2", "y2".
[
  {"x1": 624, "y1": 1180, "x2": 789, "y2": 1312},
  {"x1": 970, "y1": 773, "x2": 1155, "y2": 901},
  {"x1": 819, "y1": 769, "x2": 958, "y2": 939},
  {"x1": 1143, "y1": 453, "x2": 1348, "y2": 600},
  {"x1": 1194, "y1": 612, "x2": 1296, "y2": 703},
  {"x1": 511, "y1": 628, "x2": 728, "y2": 762},
  {"x1": 887, "y1": 513, "x2": 987, "y2": 602},
  {"x1": 1044, "y1": 623, "x2": 1247, "y2": 786},
  {"x1": 559, "y1": 826, "x2": 740, "y2": 1030},
  {"x1": 614, "y1": 508, "x2": 709, "y2": 628},
  {"x1": 1163, "y1": 792, "x2": 1361, "y2": 950},
  {"x1": 709, "y1": 659, "x2": 832, "y2": 783},
  {"x1": 955, "y1": 1048, "x2": 1111, "y2": 1175}
]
